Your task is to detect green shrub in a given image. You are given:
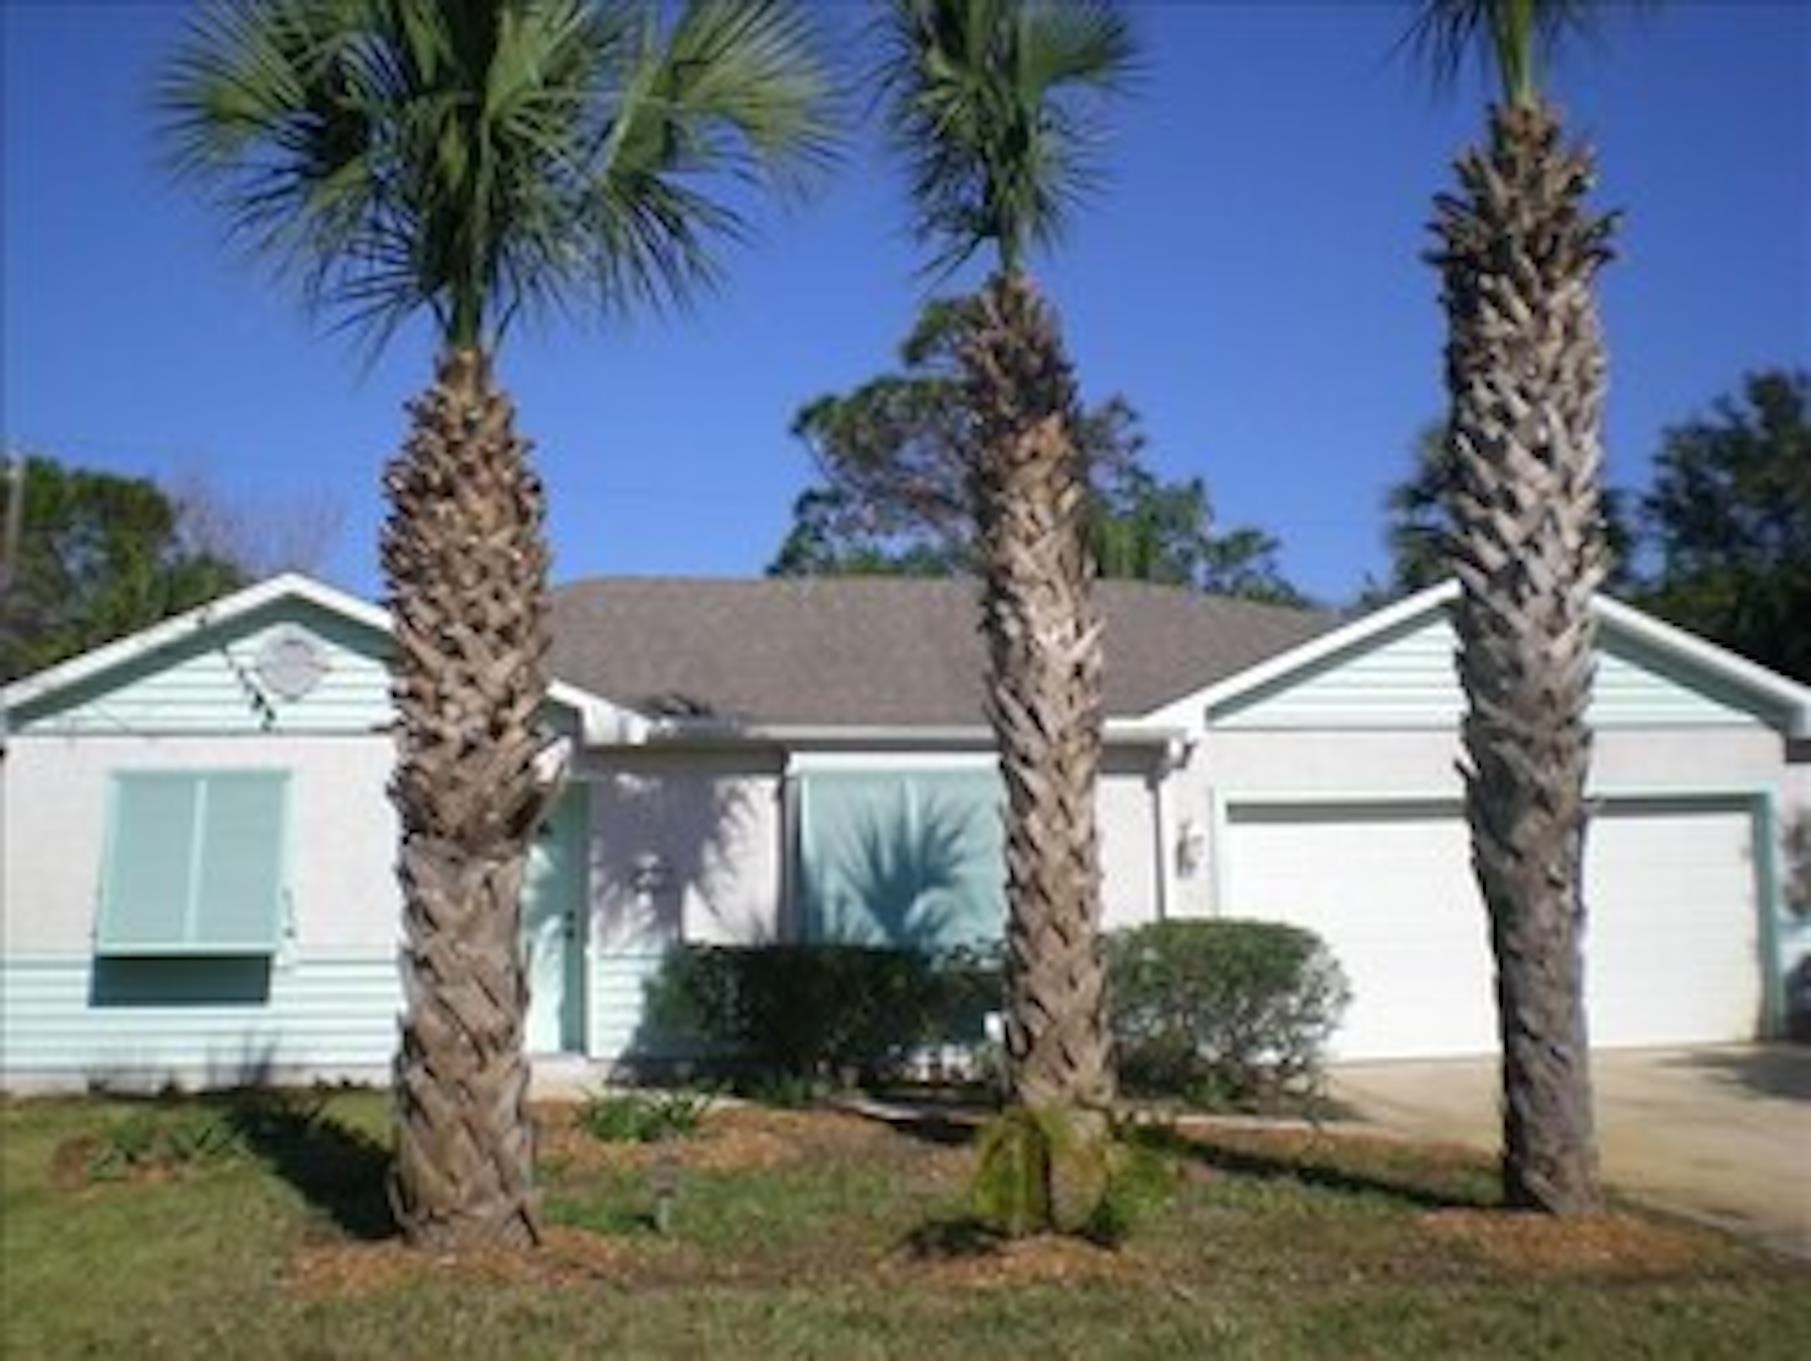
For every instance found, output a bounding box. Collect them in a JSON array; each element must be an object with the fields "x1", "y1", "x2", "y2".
[
  {"x1": 85, "y1": 1106, "x2": 244, "y2": 1181},
  {"x1": 577, "y1": 1088, "x2": 714, "y2": 1144},
  {"x1": 646, "y1": 922, "x2": 1348, "y2": 1106},
  {"x1": 646, "y1": 944, "x2": 1000, "y2": 1083},
  {"x1": 1106, "y1": 919, "x2": 1350, "y2": 1110},
  {"x1": 727, "y1": 1070, "x2": 822, "y2": 1109}
]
